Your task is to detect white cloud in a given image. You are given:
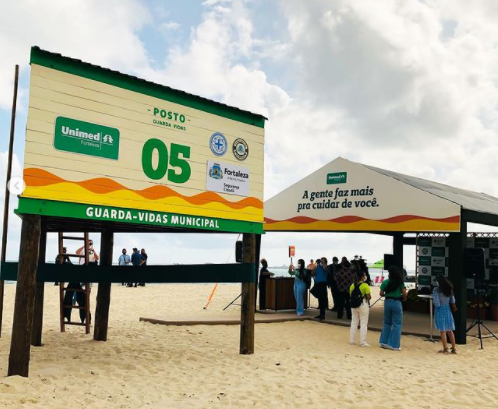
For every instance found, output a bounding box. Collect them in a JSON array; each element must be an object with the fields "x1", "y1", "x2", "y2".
[
  {"x1": 160, "y1": 21, "x2": 181, "y2": 32},
  {"x1": 0, "y1": 0, "x2": 151, "y2": 109}
]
